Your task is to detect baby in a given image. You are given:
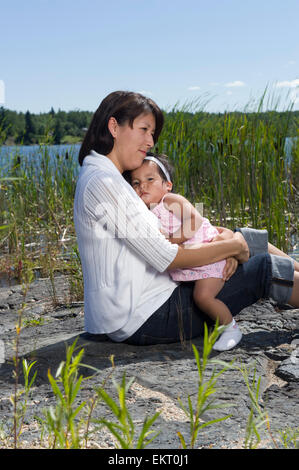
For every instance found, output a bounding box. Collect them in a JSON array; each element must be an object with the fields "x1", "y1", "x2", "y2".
[{"x1": 126, "y1": 153, "x2": 242, "y2": 351}]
